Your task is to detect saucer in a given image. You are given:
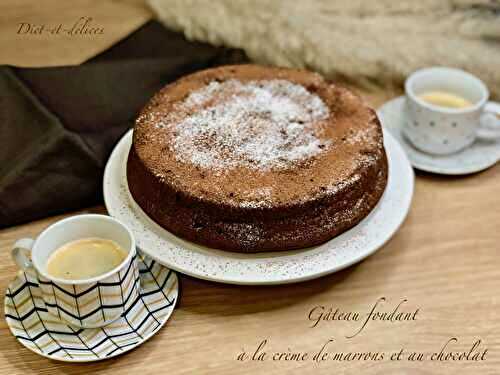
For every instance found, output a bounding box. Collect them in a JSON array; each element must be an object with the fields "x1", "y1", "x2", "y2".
[
  {"x1": 103, "y1": 129, "x2": 413, "y2": 285},
  {"x1": 377, "y1": 96, "x2": 500, "y2": 175},
  {"x1": 4, "y1": 252, "x2": 178, "y2": 362}
]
